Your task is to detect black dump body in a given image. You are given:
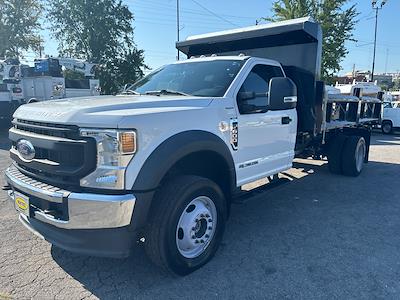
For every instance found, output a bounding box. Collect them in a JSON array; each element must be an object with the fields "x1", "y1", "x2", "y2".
[{"x1": 176, "y1": 17, "x2": 323, "y2": 134}]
